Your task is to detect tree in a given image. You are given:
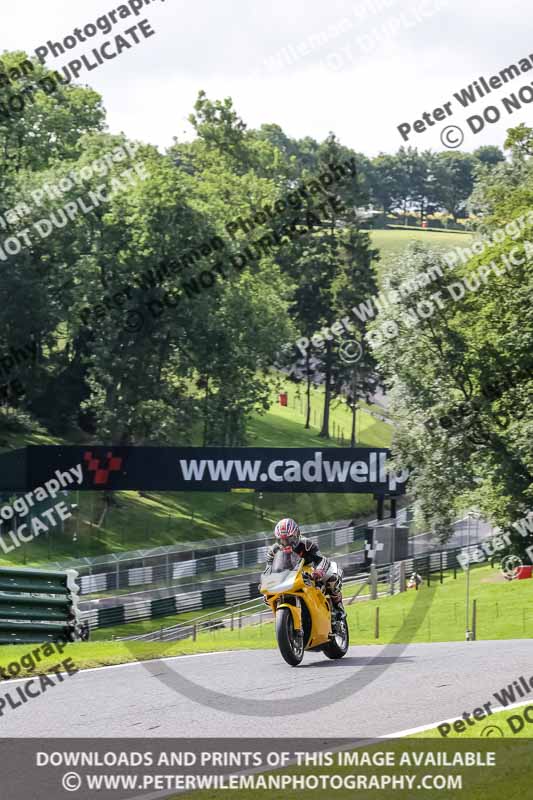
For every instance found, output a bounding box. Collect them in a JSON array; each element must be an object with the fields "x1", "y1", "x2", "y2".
[
  {"x1": 432, "y1": 152, "x2": 475, "y2": 222},
  {"x1": 504, "y1": 123, "x2": 533, "y2": 158},
  {"x1": 390, "y1": 147, "x2": 437, "y2": 224},
  {"x1": 368, "y1": 166, "x2": 533, "y2": 538},
  {"x1": 0, "y1": 52, "x2": 105, "y2": 430},
  {"x1": 369, "y1": 153, "x2": 402, "y2": 214},
  {"x1": 279, "y1": 135, "x2": 379, "y2": 439},
  {"x1": 473, "y1": 145, "x2": 505, "y2": 167}
]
